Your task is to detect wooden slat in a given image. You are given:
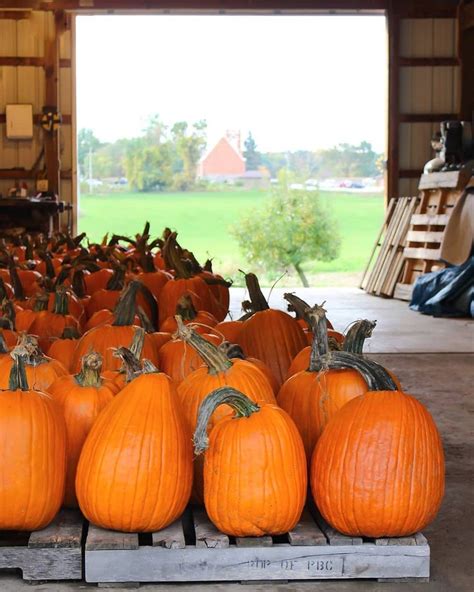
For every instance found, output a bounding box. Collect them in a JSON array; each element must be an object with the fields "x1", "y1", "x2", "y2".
[
  {"x1": 0, "y1": 57, "x2": 71, "y2": 67},
  {"x1": 0, "y1": 168, "x2": 73, "y2": 179},
  {"x1": 0, "y1": 114, "x2": 72, "y2": 125},
  {"x1": 288, "y1": 509, "x2": 327, "y2": 546},
  {"x1": 418, "y1": 170, "x2": 471, "y2": 190},
  {"x1": 399, "y1": 57, "x2": 459, "y2": 67},
  {"x1": 235, "y1": 536, "x2": 273, "y2": 547},
  {"x1": 0, "y1": 11, "x2": 31, "y2": 19},
  {"x1": 411, "y1": 213, "x2": 449, "y2": 226},
  {"x1": 406, "y1": 230, "x2": 444, "y2": 243},
  {"x1": 193, "y1": 509, "x2": 229, "y2": 549},
  {"x1": 28, "y1": 509, "x2": 82, "y2": 549},
  {"x1": 152, "y1": 519, "x2": 185, "y2": 549},
  {"x1": 86, "y1": 525, "x2": 139, "y2": 551},
  {"x1": 399, "y1": 113, "x2": 458, "y2": 123},
  {"x1": 376, "y1": 535, "x2": 418, "y2": 546},
  {"x1": 403, "y1": 247, "x2": 441, "y2": 260},
  {"x1": 414, "y1": 532, "x2": 428, "y2": 546},
  {"x1": 310, "y1": 505, "x2": 363, "y2": 546}
]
